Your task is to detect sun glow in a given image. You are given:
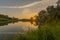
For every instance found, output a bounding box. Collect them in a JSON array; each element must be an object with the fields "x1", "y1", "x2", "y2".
[{"x1": 18, "y1": 12, "x2": 38, "y2": 19}]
